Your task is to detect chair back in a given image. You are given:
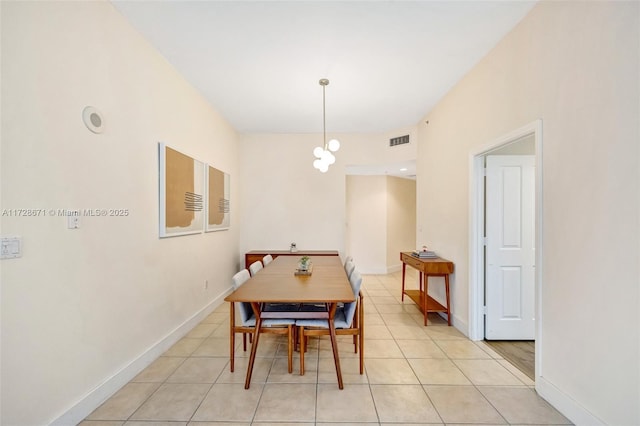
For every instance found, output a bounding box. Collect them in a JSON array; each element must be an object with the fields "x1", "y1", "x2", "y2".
[
  {"x1": 343, "y1": 270, "x2": 363, "y2": 326},
  {"x1": 238, "y1": 302, "x2": 254, "y2": 324},
  {"x1": 343, "y1": 255, "x2": 353, "y2": 268},
  {"x1": 232, "y1": 269, "x2": 250, "y2": 289},
  {"x1": 344, "y1": 258, "x2": 355, "y2": 279},
  {"x1": 231, "y1": 269, "x2": 254, "y2": 324},
  {"x1": 263, "y1": 254, "x2": 274, "y2": 266},
  {"x1": 249, "y1": 260, "x2": 263, "y2": 276}
]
